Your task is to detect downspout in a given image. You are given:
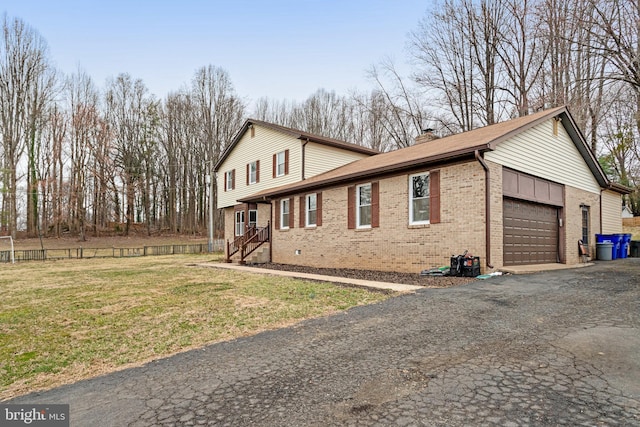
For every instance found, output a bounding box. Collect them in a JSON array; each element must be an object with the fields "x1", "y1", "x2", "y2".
[
  {"x1": 599, "y1": 189, "x2": 603, "y2": 234},
  {"x1": 263, "y1": 195, "x2": 273, "y2": 263},
  {"x1": 475, "y1": 150, "x2": 494, "y2": 269},
  {"x1": 301, "y1": 138, "x2": 309, "y2": 180}
]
